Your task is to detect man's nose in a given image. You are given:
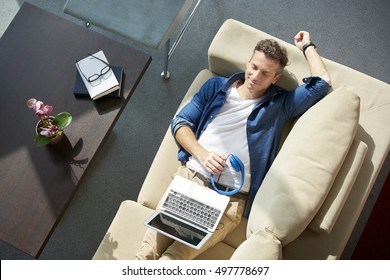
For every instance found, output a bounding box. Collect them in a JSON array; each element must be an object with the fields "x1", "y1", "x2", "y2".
[{"x1": 252, "y1": 70, "x2": 262, "y2": 81}]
